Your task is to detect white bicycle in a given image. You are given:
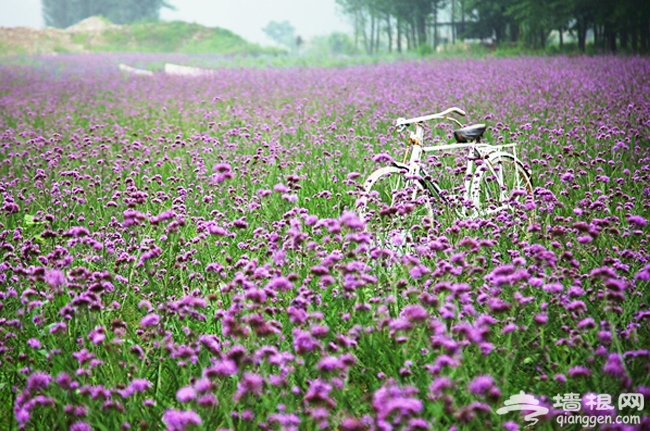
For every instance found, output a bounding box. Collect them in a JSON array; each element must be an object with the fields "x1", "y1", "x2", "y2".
[{"x1": 355, "y1": 107, "x2": 534, "y2": 245}]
